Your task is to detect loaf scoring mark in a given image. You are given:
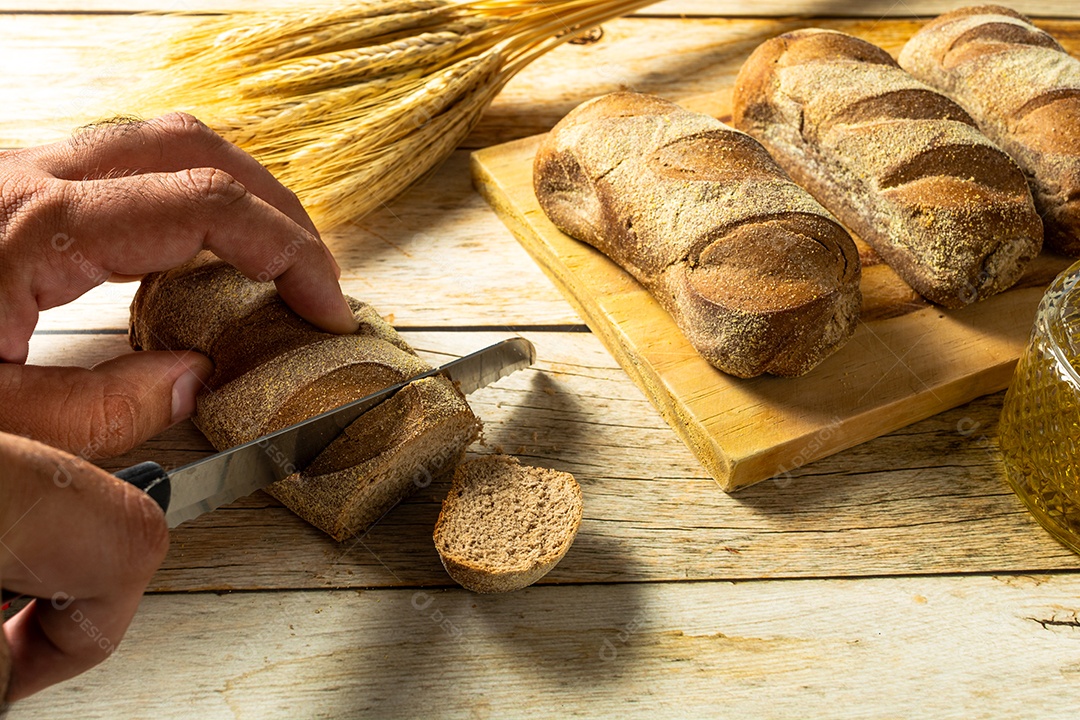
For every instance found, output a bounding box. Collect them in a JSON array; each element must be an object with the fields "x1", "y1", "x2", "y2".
[
  {"x1": 689, "y1": 211, "x2": 855, "y2": 311},
  {"x1": 824, "y1": 89, "x2": 975, "y2": 133},
  {"x1": 877, "y1": 141, "x2": 1028, "y2": 194},
  {"x1": 774, "y1": 62, "x2": 968, "y2": 146},
  {"x1": 955, "y1": 43, "x2": 1080, "y2": 119},
  {"x1": 1013, "y1": 88, "x2": 1080, "y2": 123},
  {"x1": 674, "y1": 178, "x2": 842, "y2": 267},
  {"x1": 1012, "y1": 93, "x2": 1080, "y2": 158},
  {"x1": 648, "y1": 128, "x2": 779, "y2": 183},
  {"x1": 946, "y1": 19, "x2": 1061, "y2": 58},
  {"x1": 592, "y1": 155, "x2": 632, "y2": 185},
  {"x1": 909, "y1": 8, "x2": 1039, "y2": 69},
  {"x1": 943, "y1": 33, "x2": 1062, "y2": 73},
  {"x1": 773, "y1": 27, "x2": 896, "y2": 71}
]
